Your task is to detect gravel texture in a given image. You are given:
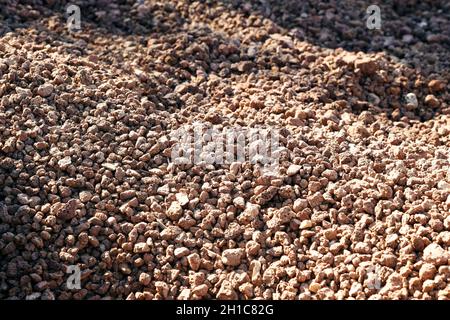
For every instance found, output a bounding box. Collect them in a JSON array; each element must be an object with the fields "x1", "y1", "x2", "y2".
[{"x1": 0, "y1": 0, "x2": 449, "y2": 300}]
